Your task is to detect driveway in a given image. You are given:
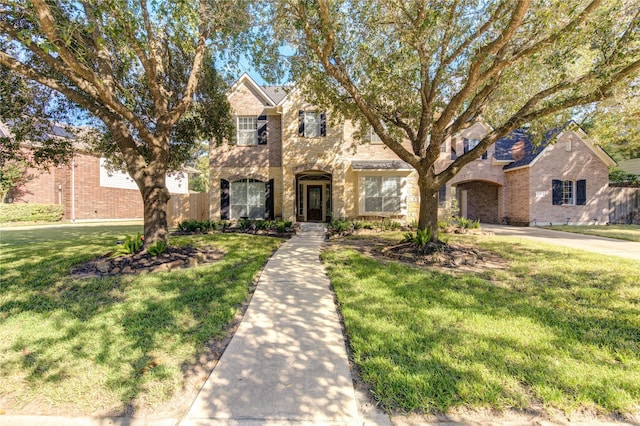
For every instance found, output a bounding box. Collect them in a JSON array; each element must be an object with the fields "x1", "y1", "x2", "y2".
[{"x1": 483, "y1": 224, "x2": 640, "y2": 261}]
